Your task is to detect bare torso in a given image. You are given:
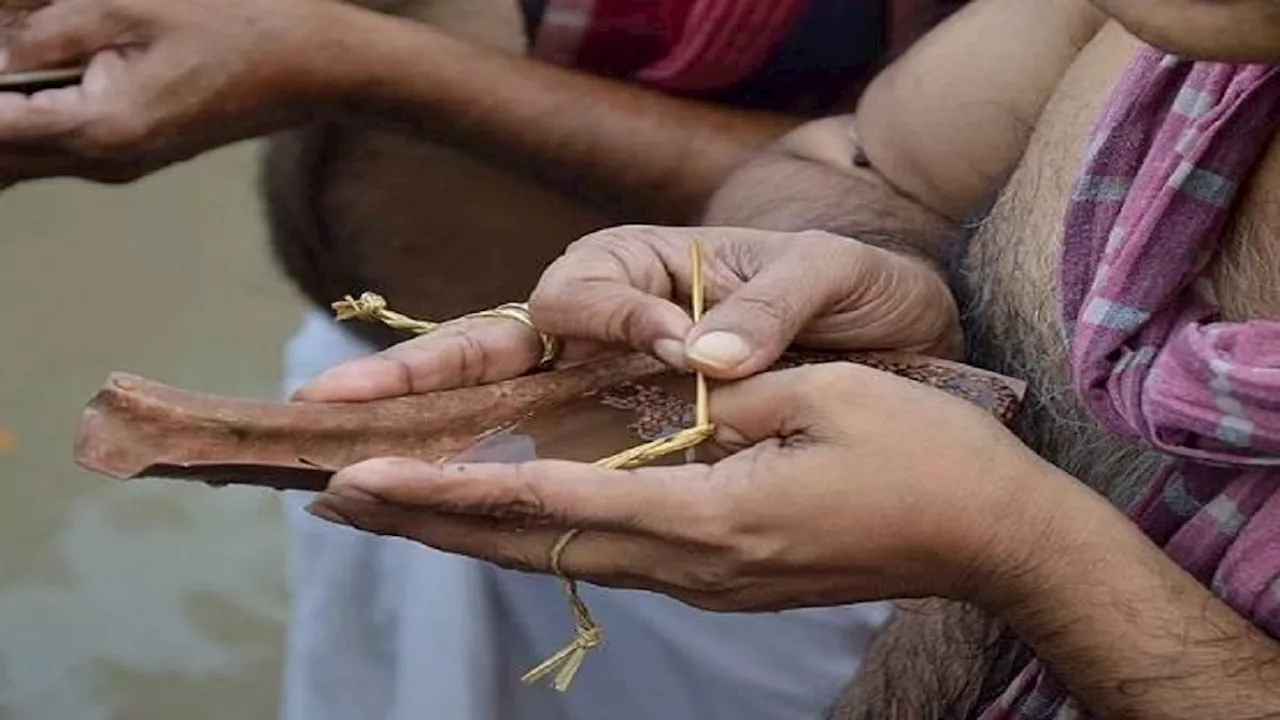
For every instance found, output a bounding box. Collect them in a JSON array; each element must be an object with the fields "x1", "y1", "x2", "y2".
[
  {"x1": 969, "y1": 21, "x2": 1280, "y2": 495},
  {"x1": 837, "y1": 20, "x2": 1280, "y2": 718},
  {"x1": 965, "y1": 23, "x2": 1163, "y2": 501}
]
